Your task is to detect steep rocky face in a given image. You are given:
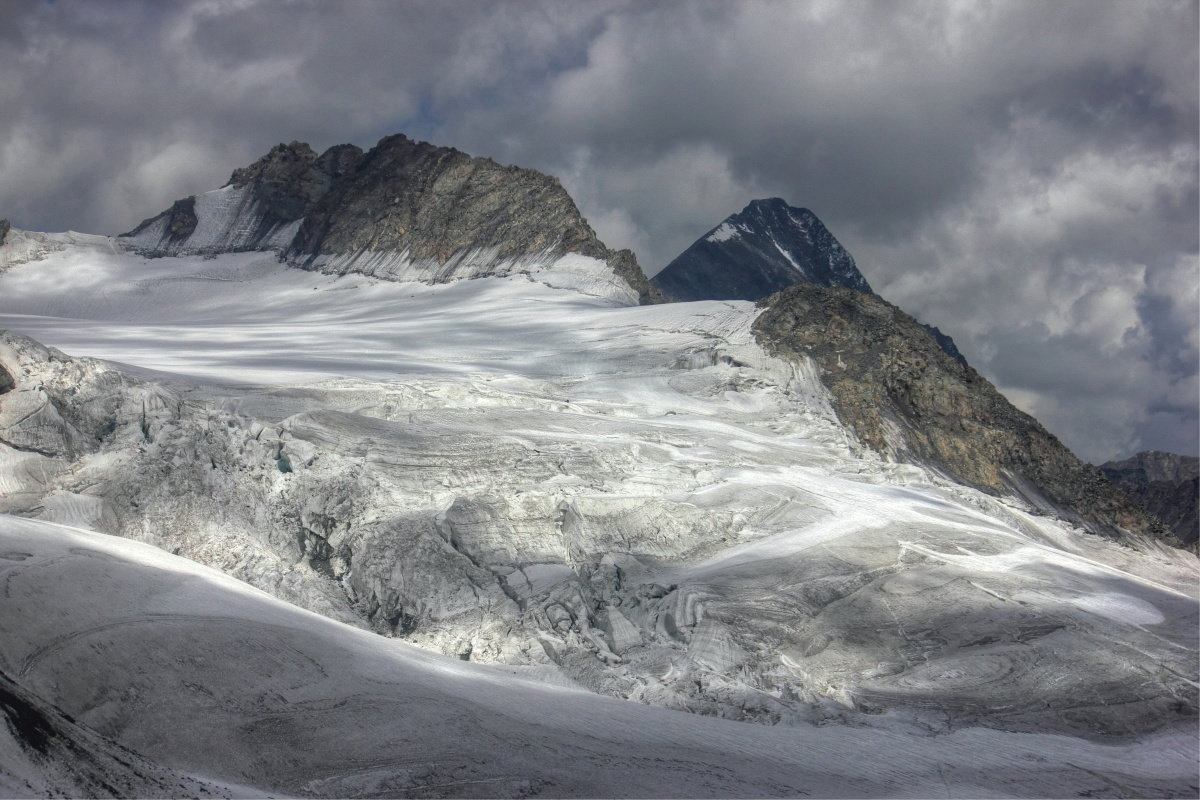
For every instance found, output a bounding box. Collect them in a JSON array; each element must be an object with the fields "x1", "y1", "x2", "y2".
[
  {"x1": 919, "y1": 322, "x2": 966, "y2": 365},
  {"x1": 652, "y1": 198, "x2": 872, "y2": 302},
  {"x1": 290, "y1": 135, "x2": 592, "y2": 264},
  {"x1": 0, "y1": 219, "x2": 10, "y2": 246},
  {"x1": 228, "y1": 141, "x2": 364, "y2": 224},
  {"x1": 1103, "y1": 450, "x2": 1200, "y2": 484},
  {"x1": 287, "y1": 134, "x2": 663, "y2": 303},
  {"x1": 120, "y1": 134, "x2": 661, "y2": 305},
  {"x1": 1102, "y1": 451, "x2": 1199, "y2": 550},
  {"x1": 753, "y1": 282, "x2": 1171, "y2": 544},
  {"x1": 605, "y1": 247, "x2": 663, "y2": 305}
]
